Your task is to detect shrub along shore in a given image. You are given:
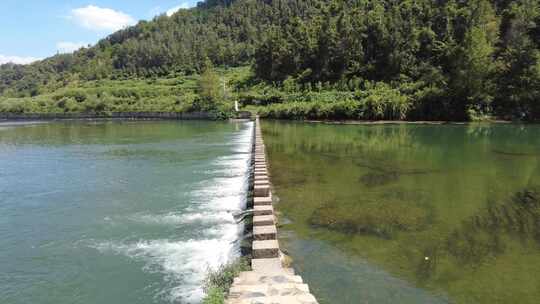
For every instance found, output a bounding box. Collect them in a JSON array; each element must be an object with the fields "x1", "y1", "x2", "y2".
[{"x1": 1, "y1": 66, "x2": 537, "y2": 122}]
